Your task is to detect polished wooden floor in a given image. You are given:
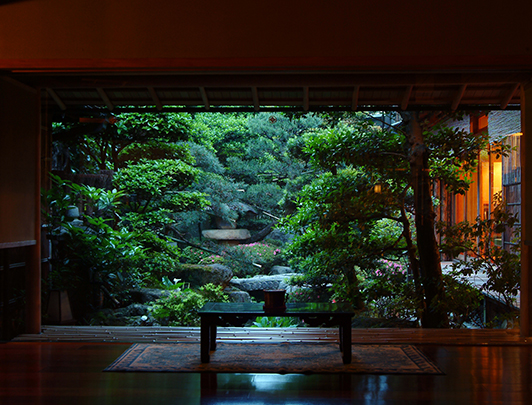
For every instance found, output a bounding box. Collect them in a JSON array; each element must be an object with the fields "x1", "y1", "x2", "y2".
[{"x1": 2, "y1": 328, "x2": 532, "y2": 405}]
